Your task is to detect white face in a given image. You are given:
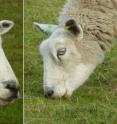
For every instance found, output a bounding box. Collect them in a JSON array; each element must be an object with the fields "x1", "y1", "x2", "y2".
[
  {"x1": 40, "y1": 30, "x2": 95, "y2": 98},
  {"x1": 0, "y1": 20, "x2": 19, "y2": 106},
  {"x1": 35, "y1": 20, "x2": 96, "y2": 98}
]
